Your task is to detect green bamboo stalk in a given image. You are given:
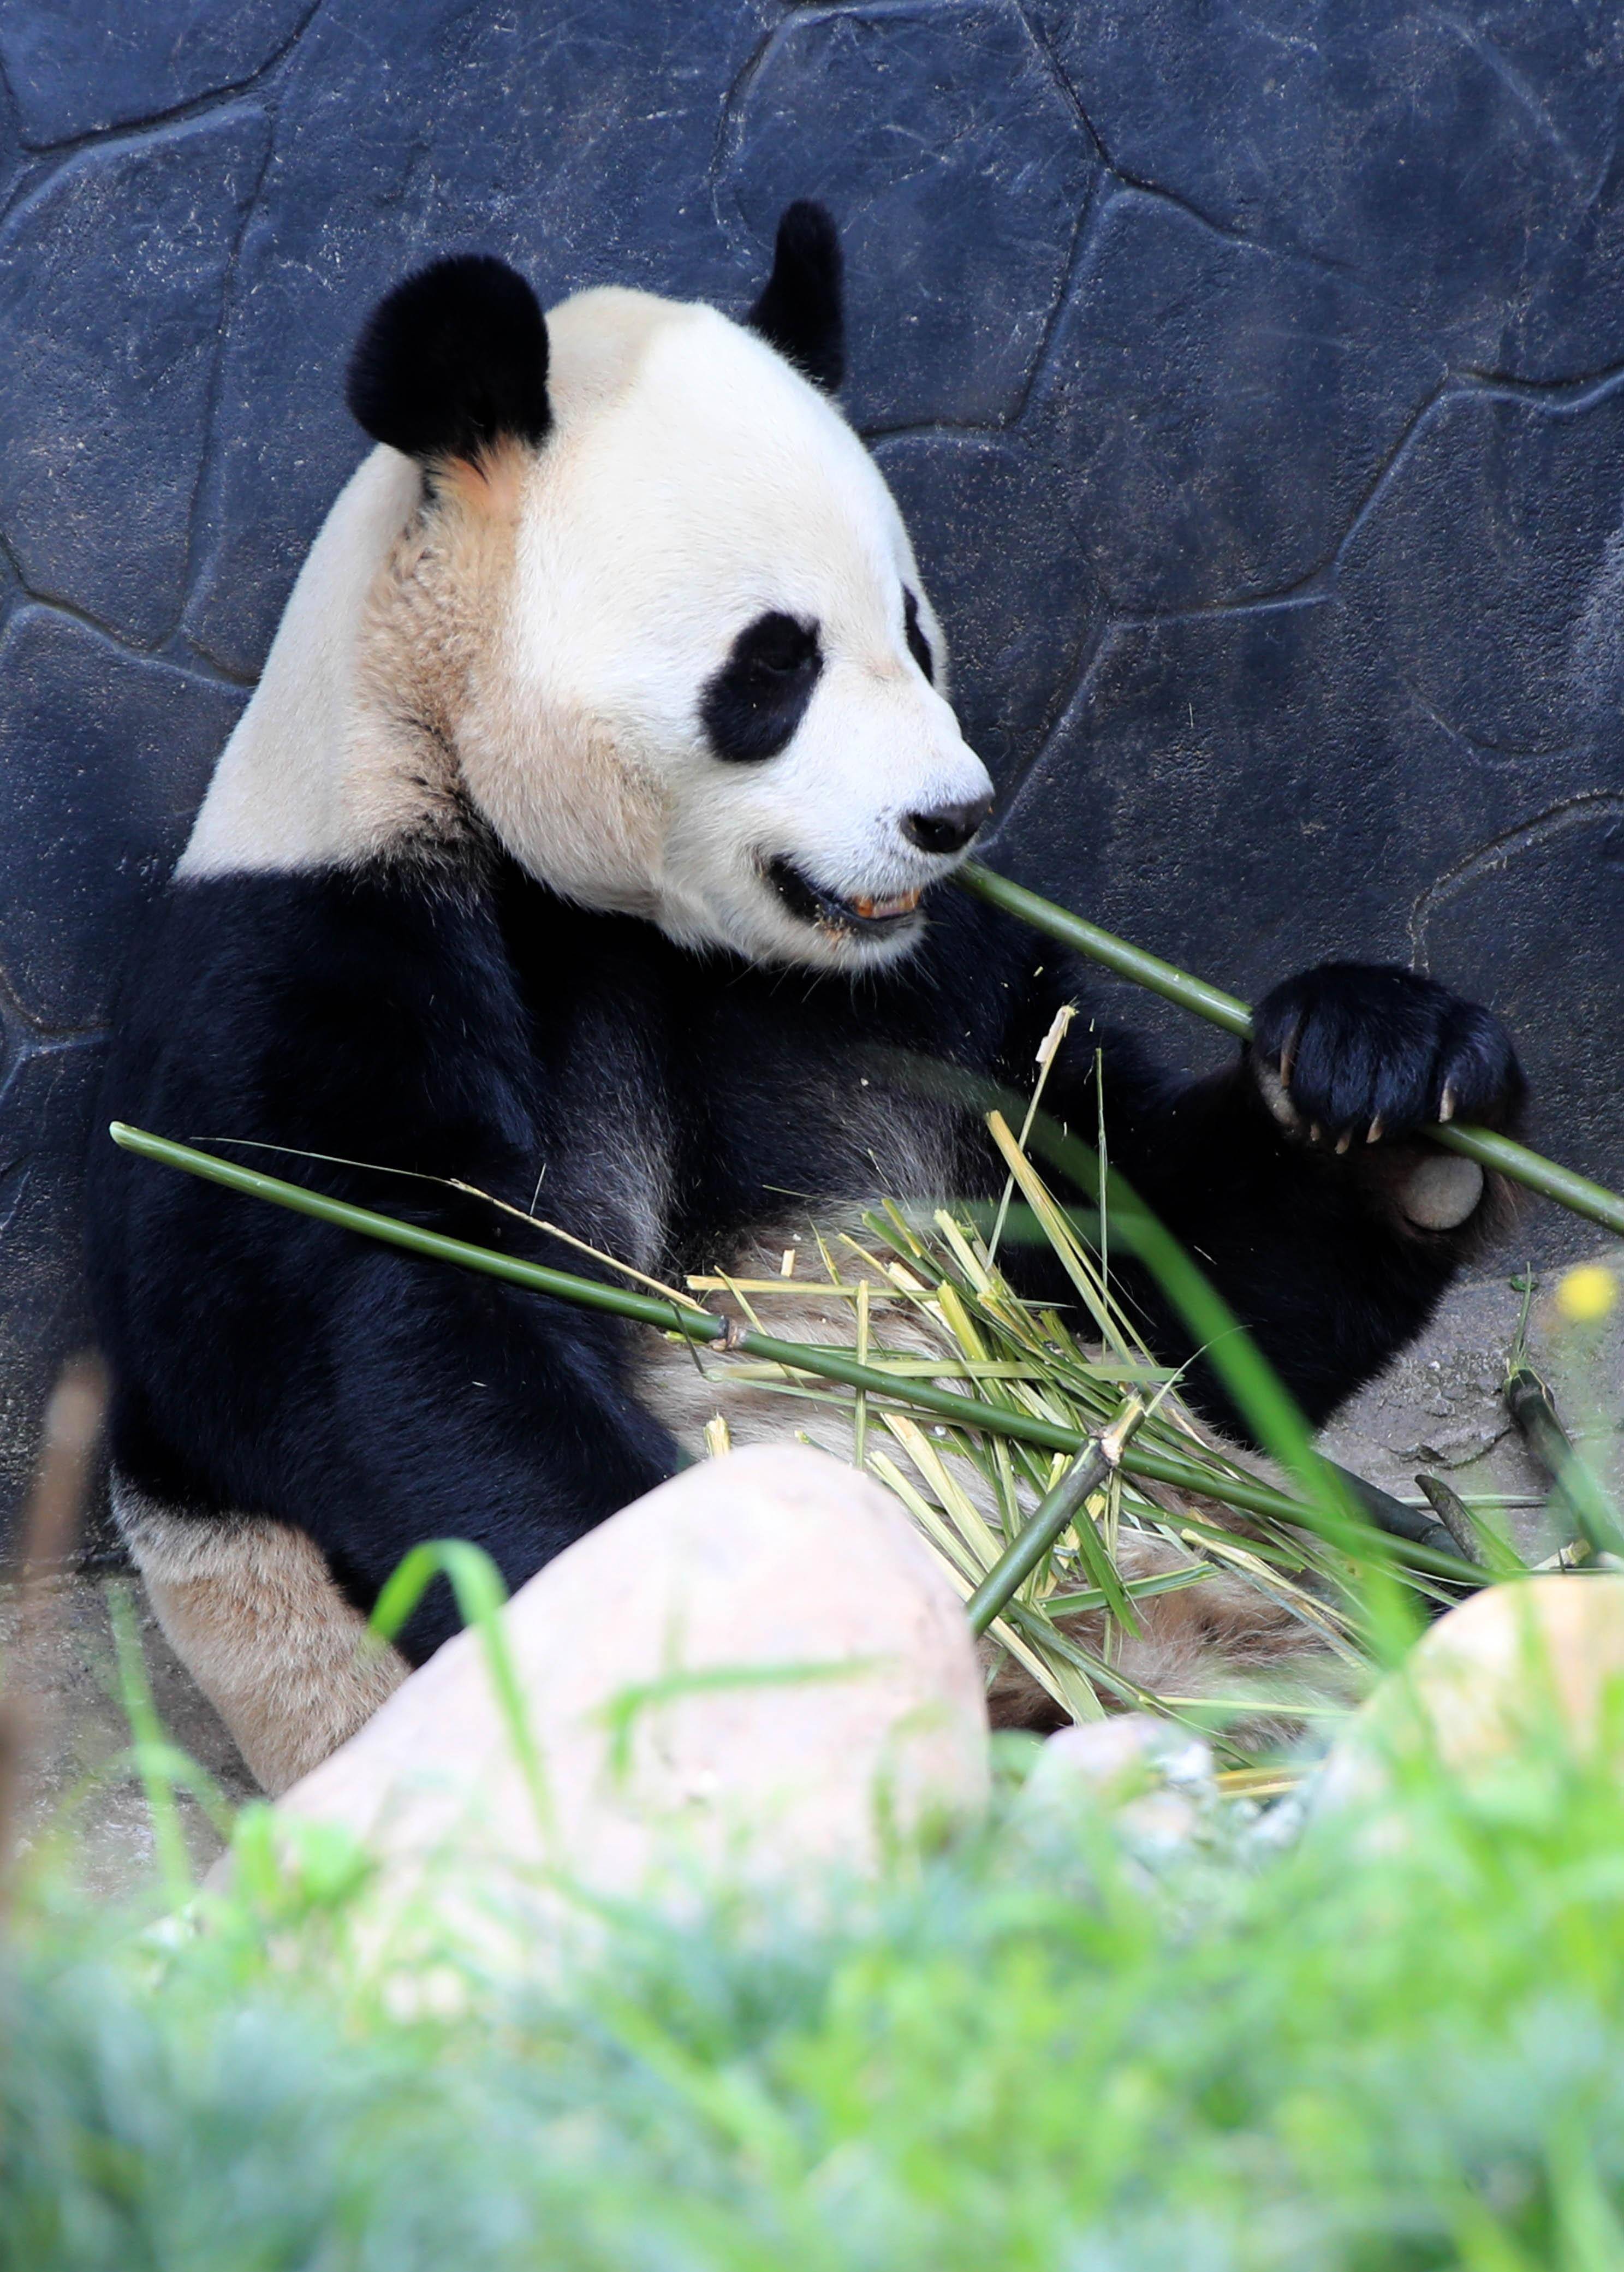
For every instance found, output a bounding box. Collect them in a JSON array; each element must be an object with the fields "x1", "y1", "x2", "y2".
[
  {"x1": 957, "y1": 861, "x2": 1624, "y2": 1242},
  {"x1": 105, "y1": 1122, "x2": 1482, "y2": 1584},
  {"x1": 966, "y1": 1404, "x2": 1140, "y2": 1635},
  {"x1": 1504, "y1": 1361, "x2": 1624, "y2": 1560}
]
